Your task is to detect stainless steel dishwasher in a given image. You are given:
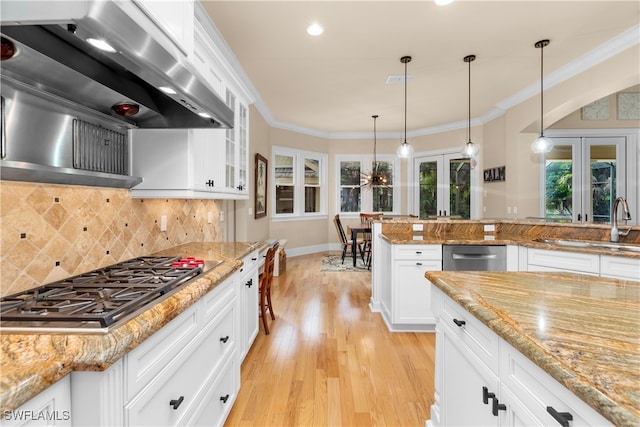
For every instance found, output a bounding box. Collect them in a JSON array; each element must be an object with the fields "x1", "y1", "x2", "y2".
[{"x1": 442, "y1": 245, "x2": 507, "y2": 271}]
